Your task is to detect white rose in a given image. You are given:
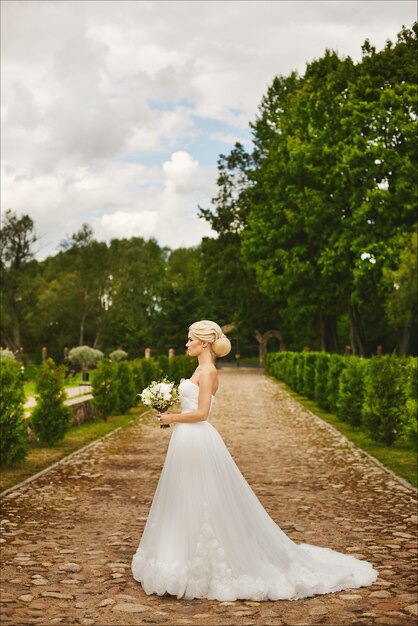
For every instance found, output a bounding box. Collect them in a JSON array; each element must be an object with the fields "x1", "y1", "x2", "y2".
[{"x1": 156, "y1": 382, "x2": 173, "y2": 400}]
